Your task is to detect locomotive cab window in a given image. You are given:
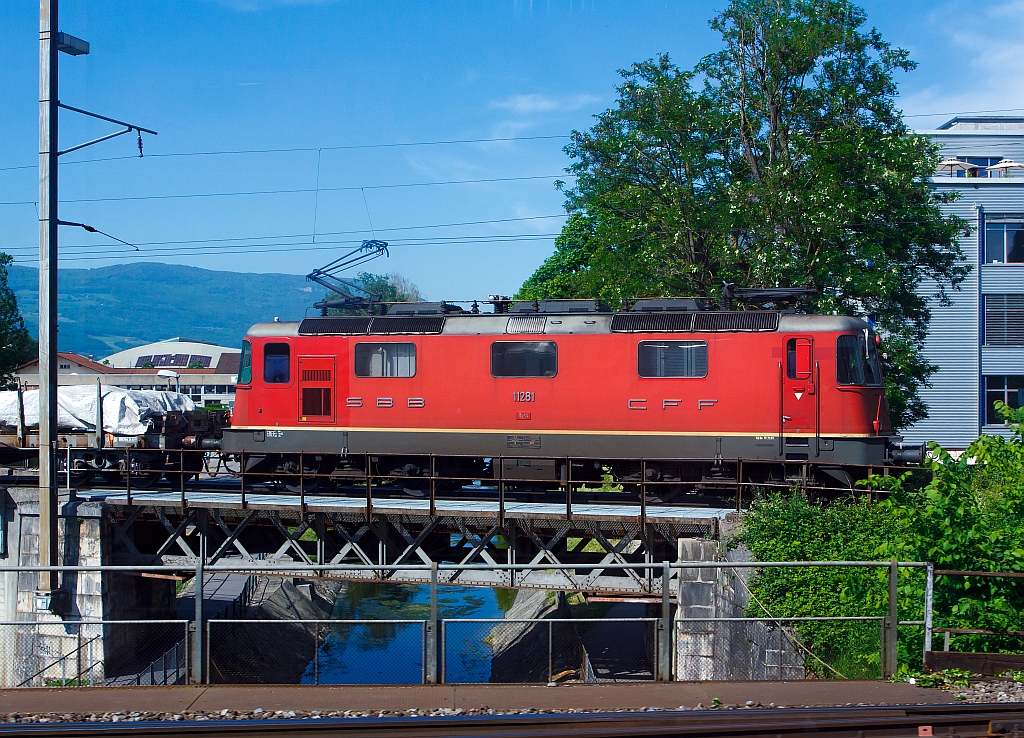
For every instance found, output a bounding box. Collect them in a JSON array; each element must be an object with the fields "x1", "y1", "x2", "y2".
[
  {"x1": 638, "y1": 341, "x2": 707, "y2": 377},
  {"x1": 491, "y1": 341, "x2": 557, "y2": 378},
  {"x1": 355, "y1": 343, "x2": 416, "y2": 377},
  {"x1": 263, "y1": 343, "x2": 290, "y2": 384},
  {"x1": 238, "y1": 340, "x2": 253, "y2": 384},
  {"x1": 836, "y1": 333, "x2": 882, "y2": 386}
]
